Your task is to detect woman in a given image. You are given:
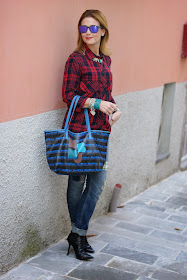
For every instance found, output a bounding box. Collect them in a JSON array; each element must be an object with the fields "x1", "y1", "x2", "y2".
[{"x1": 62, "y1": 9, "x2": 121, "y2": 261}]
